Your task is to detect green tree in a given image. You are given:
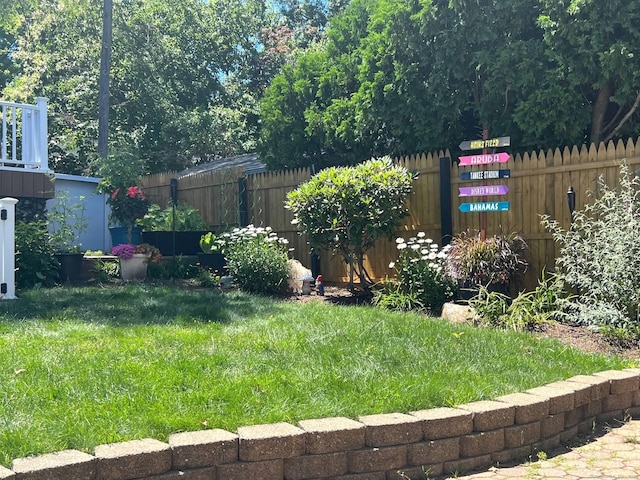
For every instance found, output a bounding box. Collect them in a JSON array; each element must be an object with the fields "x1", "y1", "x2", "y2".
[
  {"x1": 286, "y1": 156, "x2": 415, "y2": 291},
  {"x1": 260, "y1": 0, "x2": 640, "y2": 168},
  {"x1": 259, "y1": 0, "x2": 545, "y2": 168},
  {"x1": 3, "y1": 0, "x2": 273, "y2": 175},
  {"x1": 529, "y1": 0, "x2": 640, "y2": 146}
]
